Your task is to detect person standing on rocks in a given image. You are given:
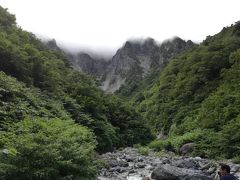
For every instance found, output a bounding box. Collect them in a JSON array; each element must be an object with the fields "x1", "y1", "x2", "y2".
[{"x1": 217, "y1": 164, "x2": 238, "y2": 180}]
